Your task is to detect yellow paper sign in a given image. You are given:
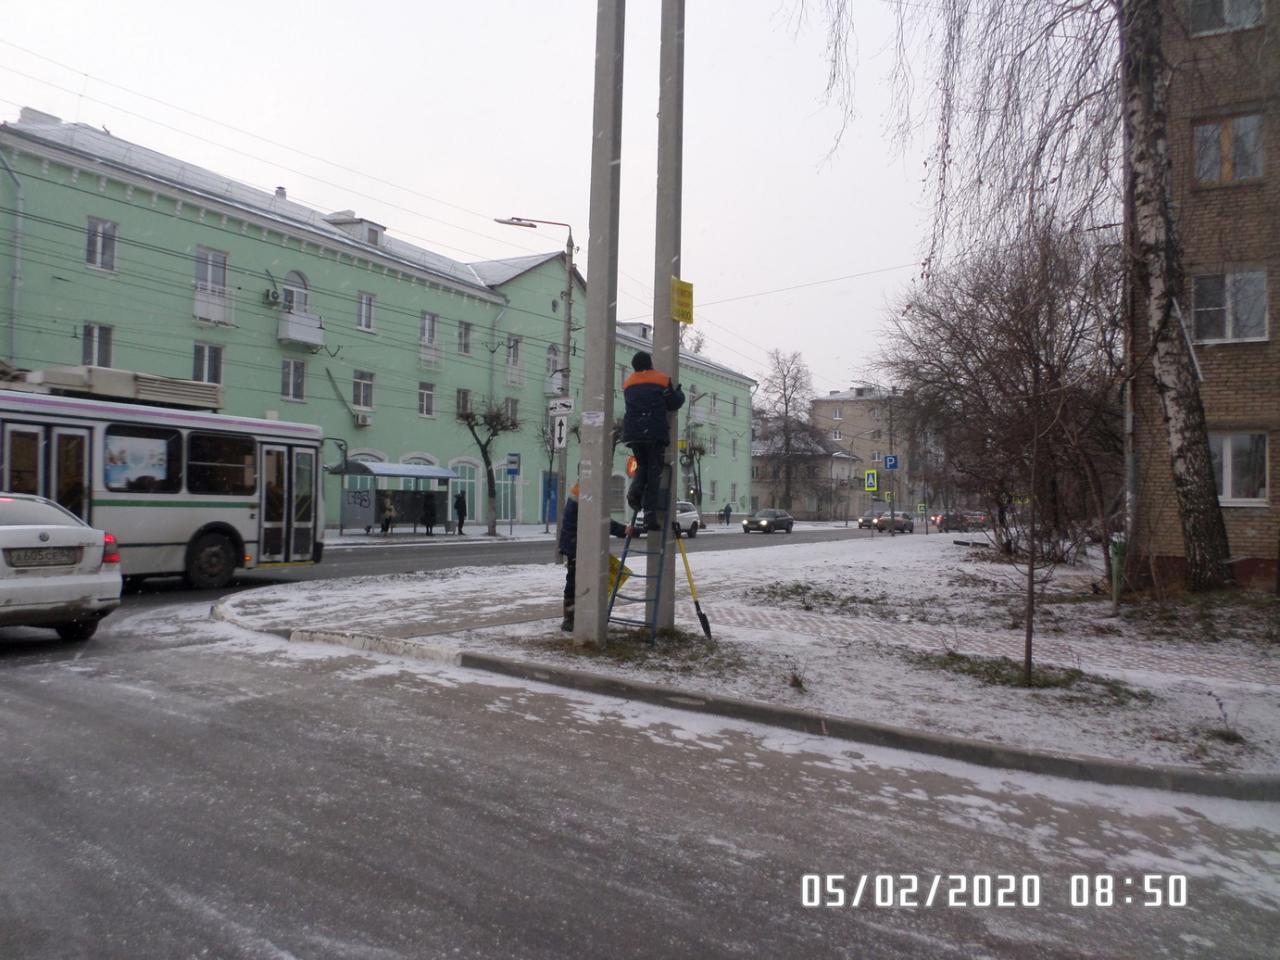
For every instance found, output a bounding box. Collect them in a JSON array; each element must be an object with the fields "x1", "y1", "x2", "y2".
[{"x1": 671, "y1": 276, "x2": 694, "y2": 325}]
